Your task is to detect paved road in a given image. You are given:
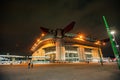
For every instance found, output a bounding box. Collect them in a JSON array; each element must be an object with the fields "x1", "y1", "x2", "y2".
[{"x1": 0, "y1": 63, "x2": 120, "y2": 80}]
